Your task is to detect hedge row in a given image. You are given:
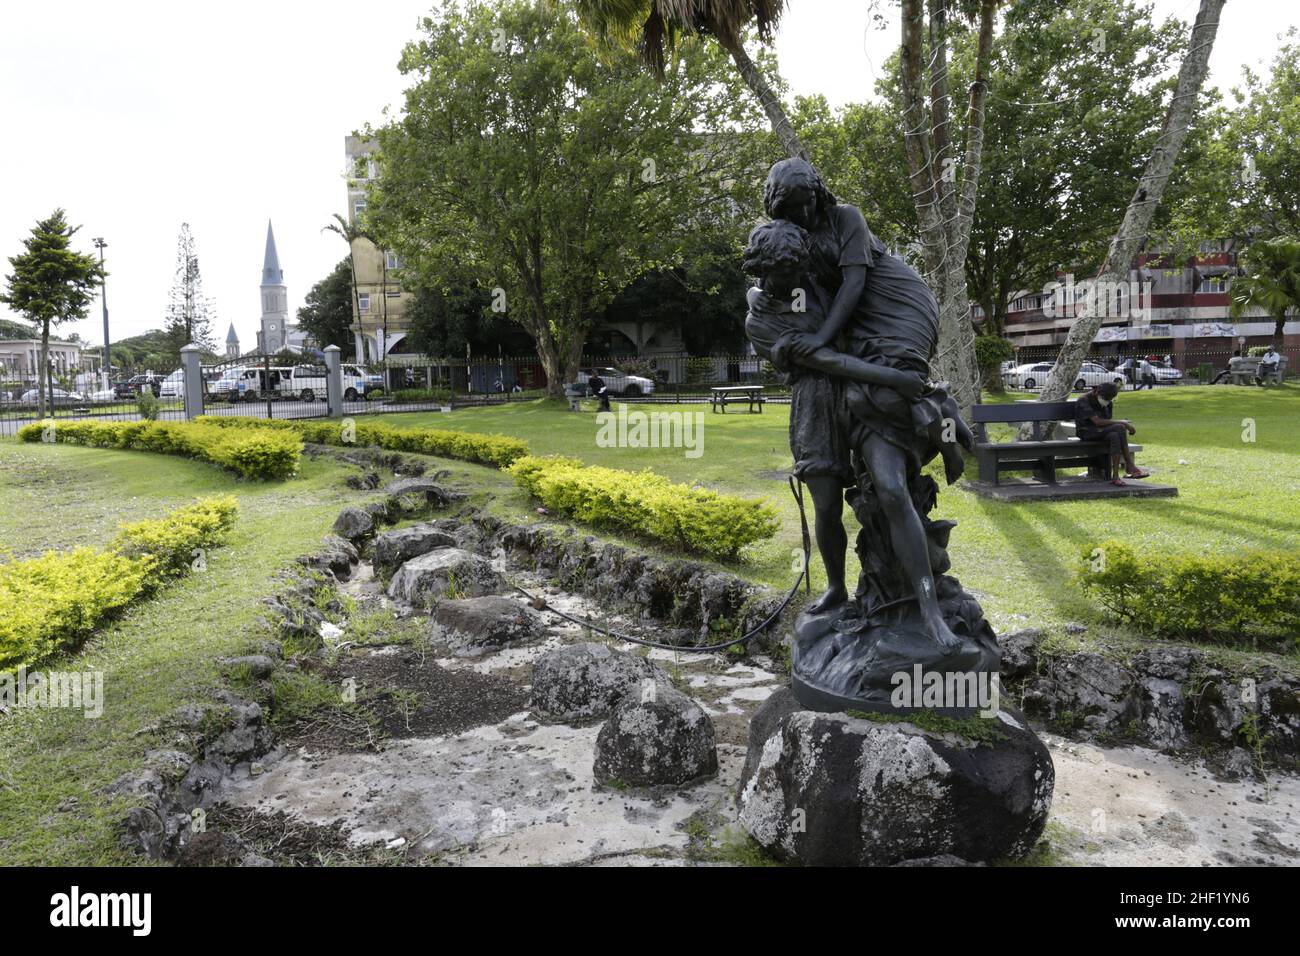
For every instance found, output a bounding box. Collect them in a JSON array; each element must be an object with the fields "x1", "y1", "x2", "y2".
[
  {"x1": 1079, "y1": 539, "x2": 1300, "y2": 645},
  {"x1": 0, "y1": 497, "x2": 239, "y2": 670},
  {"x1": 508, "y1": 455, "x2": 779, "y2": 560},
  {"x1": 17, "y1": 419, "x2": 301, "y2": 480},
  {"x1": 195, "y1": 415, "x2": 528, "y2": 468}
]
